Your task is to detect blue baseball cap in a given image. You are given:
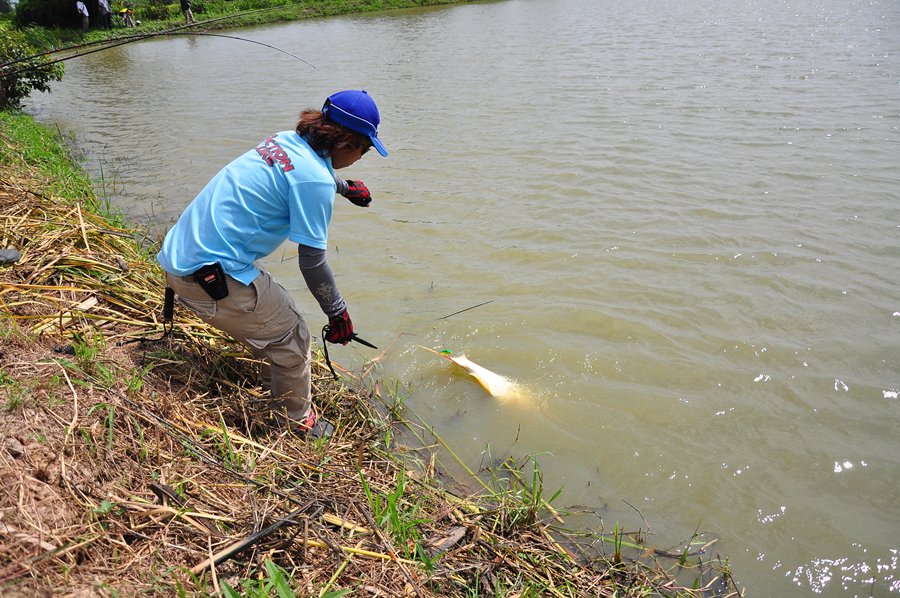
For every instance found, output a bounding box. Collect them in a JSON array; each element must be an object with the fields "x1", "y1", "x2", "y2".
[{"x1": 322, "y1": 90, "x2": 388, "y2": 157}]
